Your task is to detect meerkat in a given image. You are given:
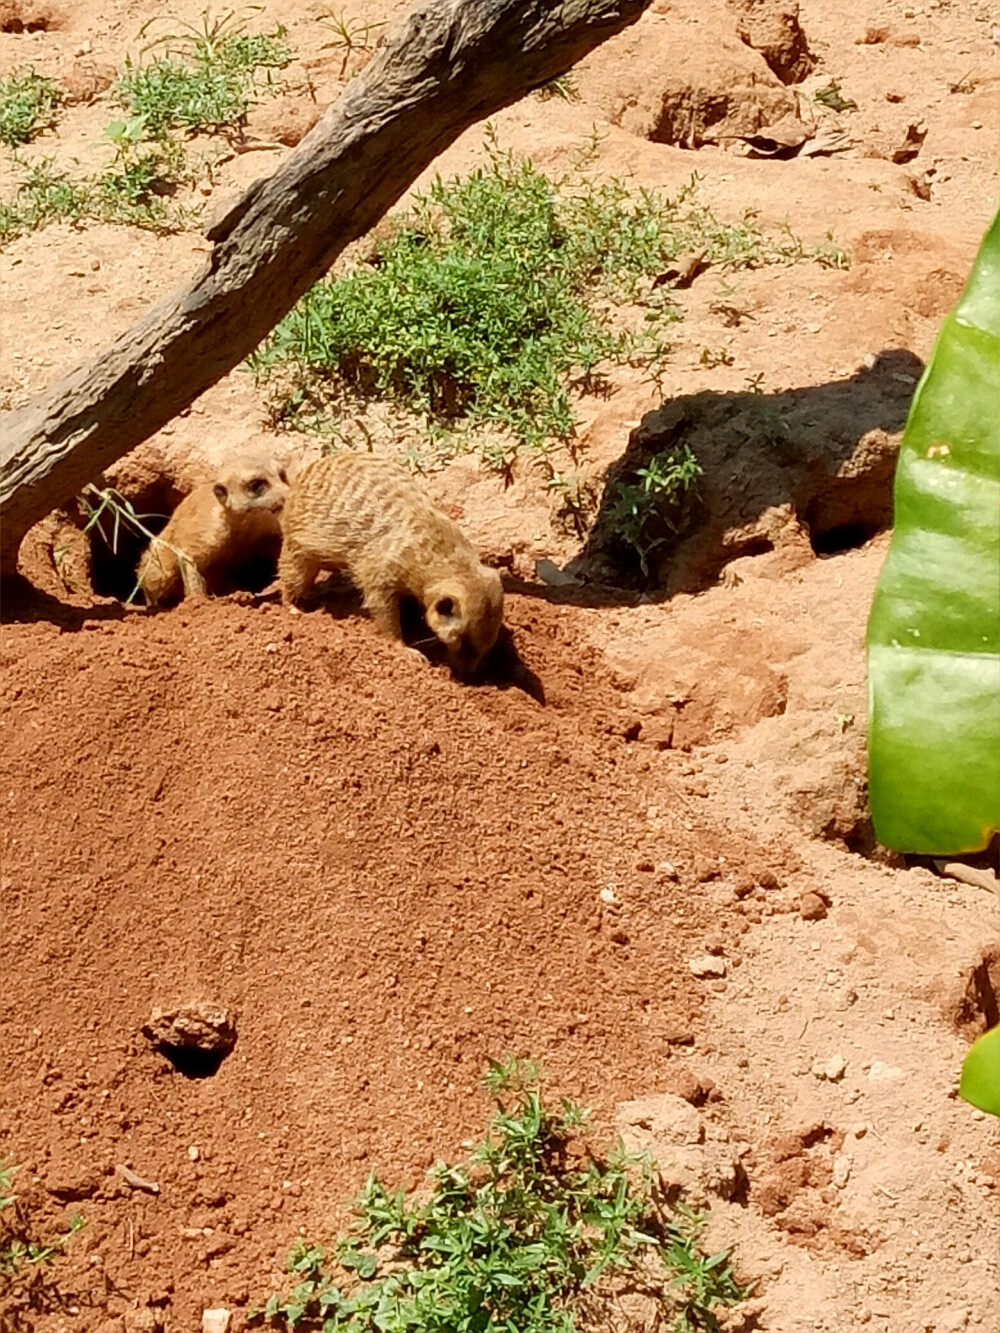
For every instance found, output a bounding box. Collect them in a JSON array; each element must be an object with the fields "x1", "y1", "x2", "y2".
[
  {"x1": 137, "y1": 451, "x2": 289, "y2": 608},
  {"x1": 278, "y1": 452, "x2": 504, "y2": 679}
]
